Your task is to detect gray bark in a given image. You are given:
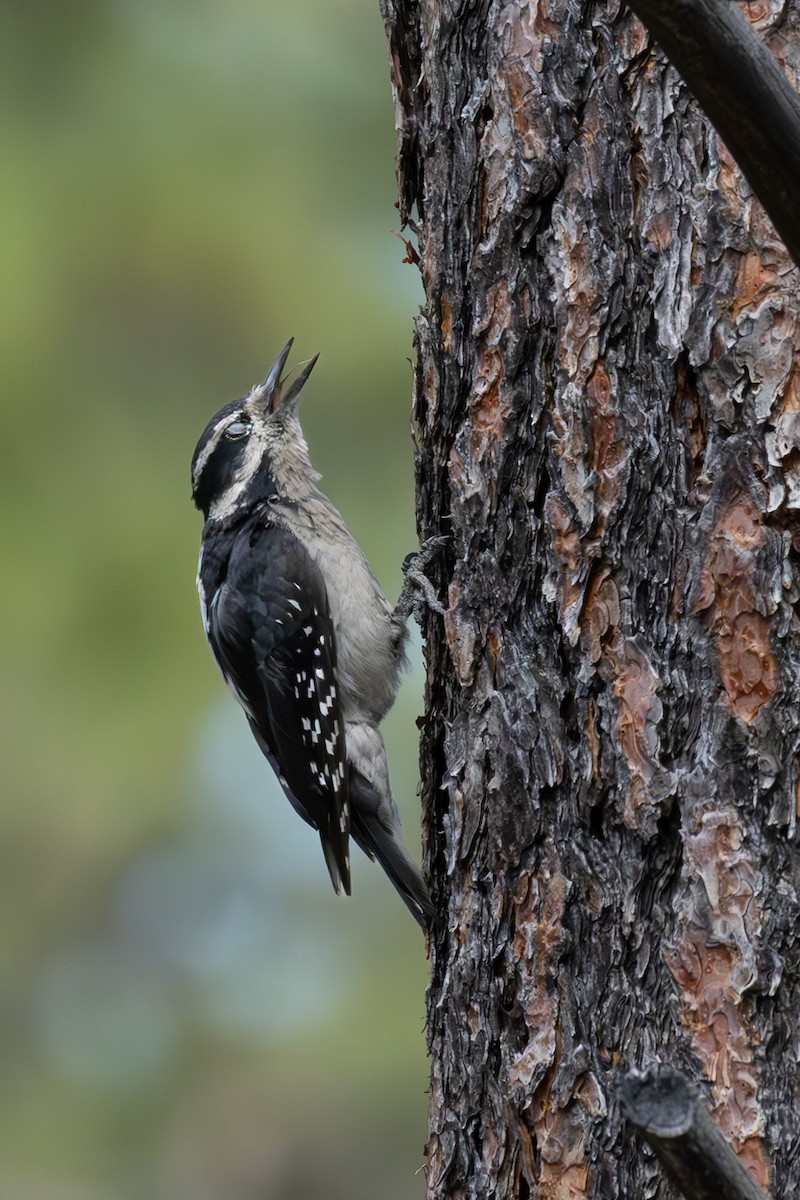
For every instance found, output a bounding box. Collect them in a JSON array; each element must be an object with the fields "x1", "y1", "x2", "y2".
[{"x1": 381, "y1": 1, "x2": 800, "y2": 1197}]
